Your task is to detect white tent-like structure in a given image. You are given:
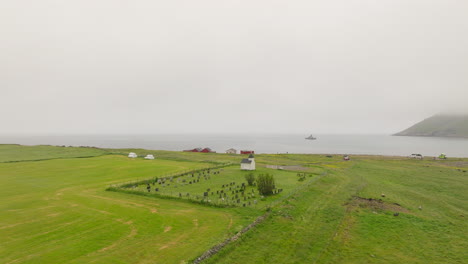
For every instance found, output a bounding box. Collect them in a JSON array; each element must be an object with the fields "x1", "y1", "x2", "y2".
[
  {"x1": 128, "y1": 152, "x2": 137, "y2": 158},
  {"x1": 144, "y1": 154, "x2": 155, "y2": 160}
]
